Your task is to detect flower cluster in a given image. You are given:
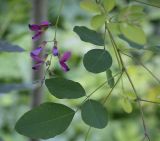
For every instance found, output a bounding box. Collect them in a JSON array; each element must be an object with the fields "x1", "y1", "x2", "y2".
[{"x1": 29, "y1": 21, "x2": 71, "y2": 72}]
